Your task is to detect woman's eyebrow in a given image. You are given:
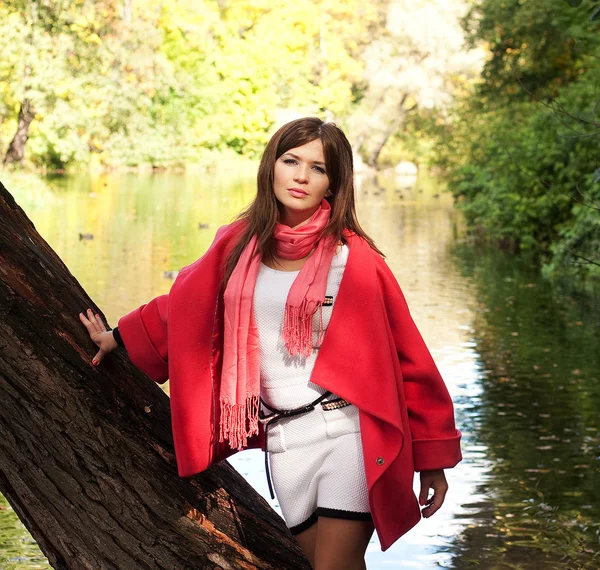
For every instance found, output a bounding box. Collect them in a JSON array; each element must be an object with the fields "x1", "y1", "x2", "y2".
[{"x1": 284, "y1": 152, "x2": 326, "y2": 166}]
